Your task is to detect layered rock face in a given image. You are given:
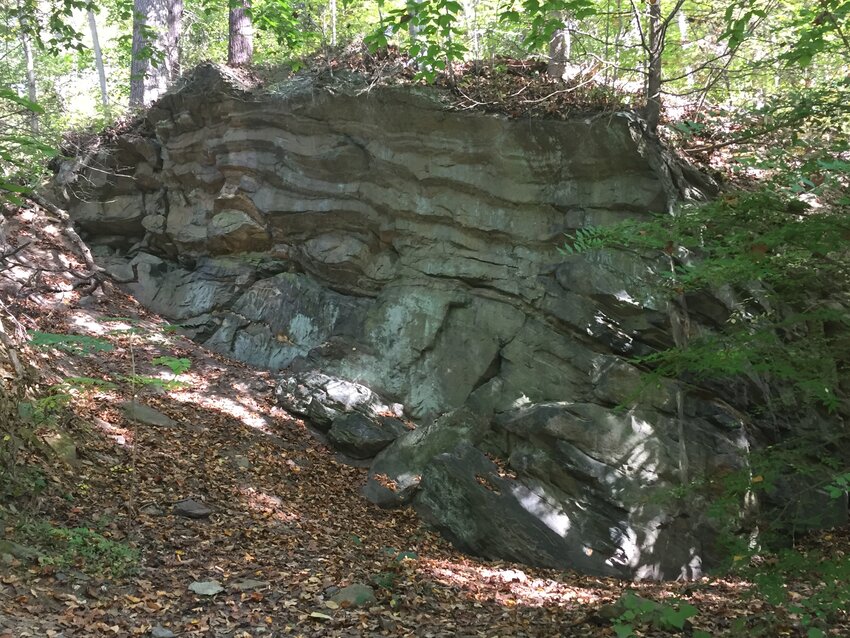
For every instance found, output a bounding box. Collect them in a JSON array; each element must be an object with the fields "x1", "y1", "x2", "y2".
[{"x1": 56, "y1": 64, "x2": 765, "y2": 579}]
